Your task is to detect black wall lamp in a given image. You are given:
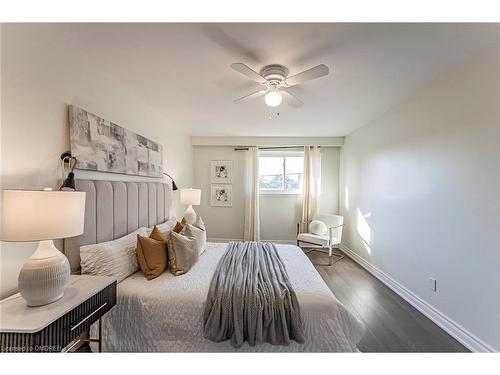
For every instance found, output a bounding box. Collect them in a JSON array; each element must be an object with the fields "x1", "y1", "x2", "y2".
[
  {"x1": 163, "y1": 173, "x2": 178, "y2": 191},
  {"x1": 59, "y1": 151, "x2": 178, "y2": 192},
  {"x1": 60, "y1": 151, "x2": 77, "y2": 191}
]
